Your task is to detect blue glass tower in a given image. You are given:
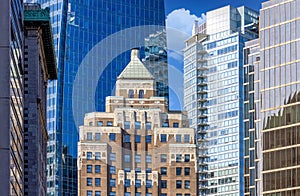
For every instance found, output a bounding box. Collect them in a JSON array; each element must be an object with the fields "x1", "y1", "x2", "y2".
[{"x1": 38, "y1": 0, "x2": 167, "y2": 195}]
